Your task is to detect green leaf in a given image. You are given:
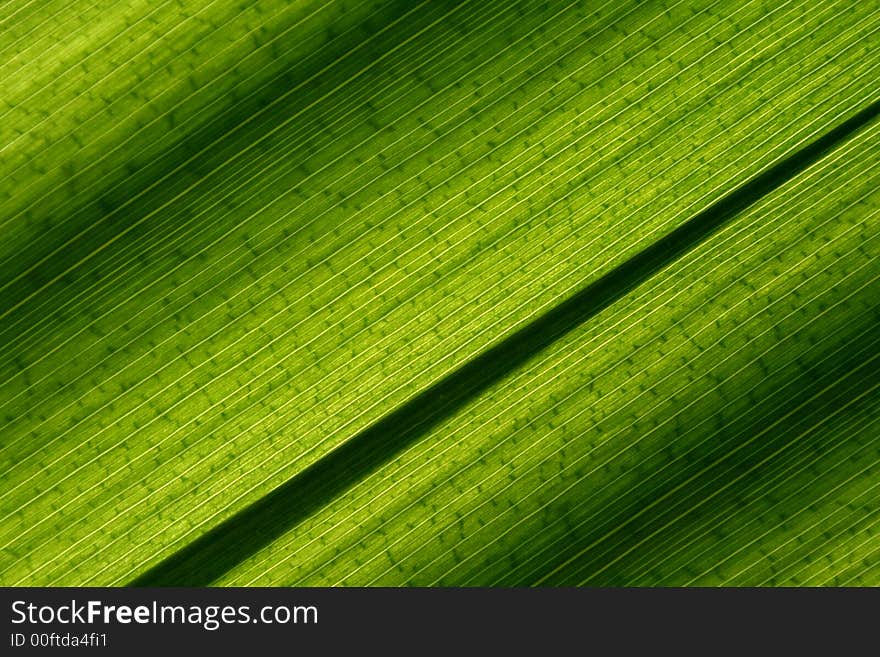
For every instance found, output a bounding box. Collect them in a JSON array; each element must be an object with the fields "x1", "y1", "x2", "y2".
[{"x1": 0, "y1": 0, "x2": 878, "y2": 586}]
